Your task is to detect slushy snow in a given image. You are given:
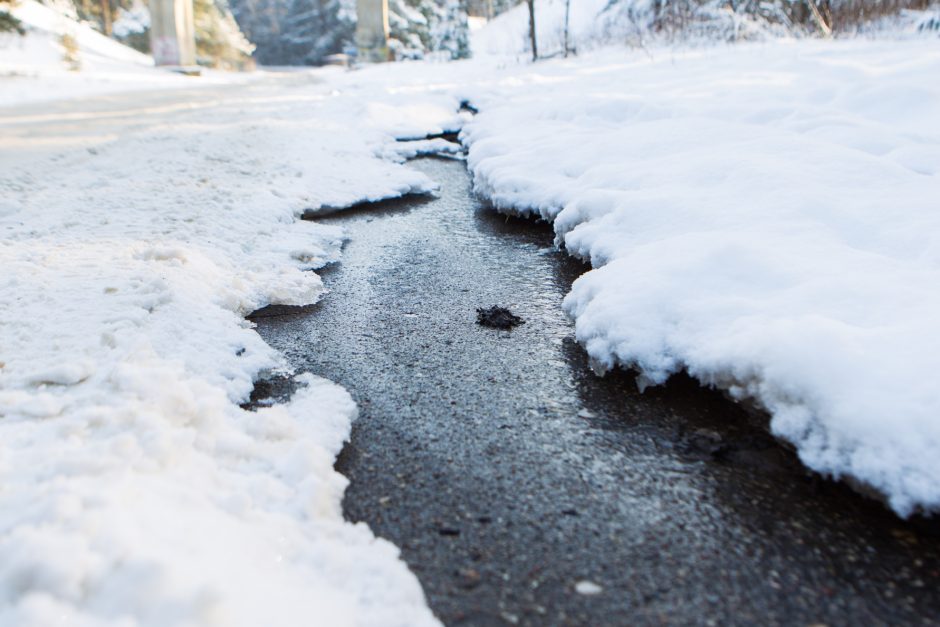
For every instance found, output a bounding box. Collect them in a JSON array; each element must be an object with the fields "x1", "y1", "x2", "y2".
[
  {"x1": 0, "y1": 60, "x2": 460, "y2": 624},
  {"x1": 461, "y1": 38, "x2": 940, "y2": 516}
]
